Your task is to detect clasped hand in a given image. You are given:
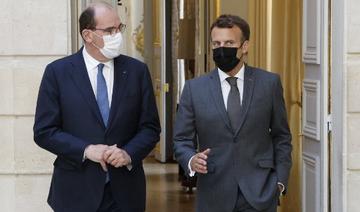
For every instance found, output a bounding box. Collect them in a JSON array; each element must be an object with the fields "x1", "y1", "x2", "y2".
[{"x1": 84, "y1": 144, "x2": 131, "y2": 171}]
